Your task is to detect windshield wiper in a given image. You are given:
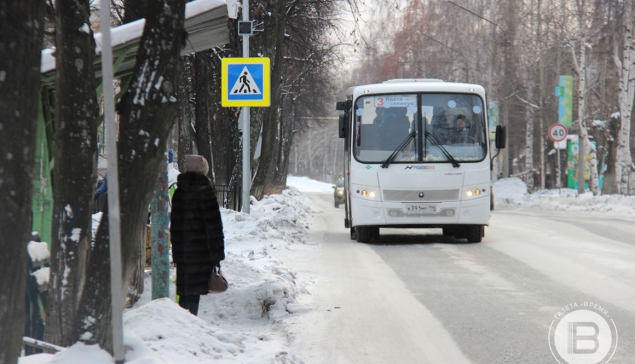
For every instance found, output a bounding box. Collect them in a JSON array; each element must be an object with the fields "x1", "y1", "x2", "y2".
[
  {"x1": 381, "y1": 131, "x2": 417, "y2": 168},
  {"x1": 424, "y1": 131, "x2": 461, "y2": 168}
]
